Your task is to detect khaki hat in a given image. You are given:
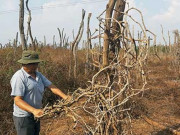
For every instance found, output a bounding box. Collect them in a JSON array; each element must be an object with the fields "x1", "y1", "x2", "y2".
[{"x1": 17, "y1": 50, "x2": 43, "y2": 64}]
